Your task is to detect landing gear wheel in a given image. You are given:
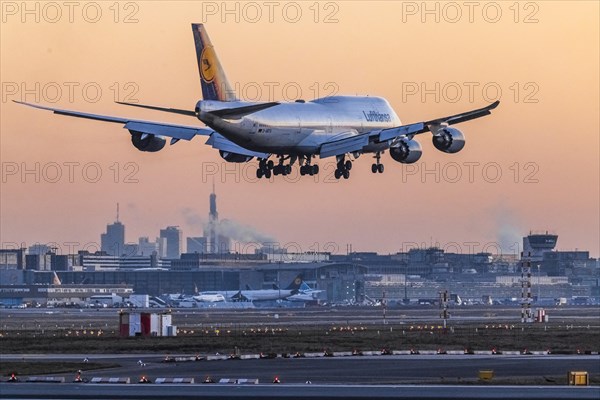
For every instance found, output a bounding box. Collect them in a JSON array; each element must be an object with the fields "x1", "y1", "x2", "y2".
[
  {"x1": 343, "y1": 170, "x2": 350, "y2": 179},
  {"x1": 300, "y1": 166, "x2": 306, "y2": 176},
  {"x1": 334, "y1": 169, "x2": 342, "y2": 180},
  {"x1": 267, "y1": 160, "x2": 274, "y2": 170},
  {"x1": 312, "y1": 165, "x2": 319, "y2": 175},
  {"x1": 285, "y1": 165, "x2": 292, "y2": 175},
  {"x1": 377, "y1": 164, "x2": 384, "y2": 173},
  {"x1": 264, "y1": 169, "x2": 272, "y2": 179},
  {"x1": 371, "y1": 164, "x2": 378, "y2": 173},
  {"x1": 345, "y1": 160, "x2": 352, "y2": 171},
  {"x1": 257, "y1": 169, "x2": 264, "y2": 179}
]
